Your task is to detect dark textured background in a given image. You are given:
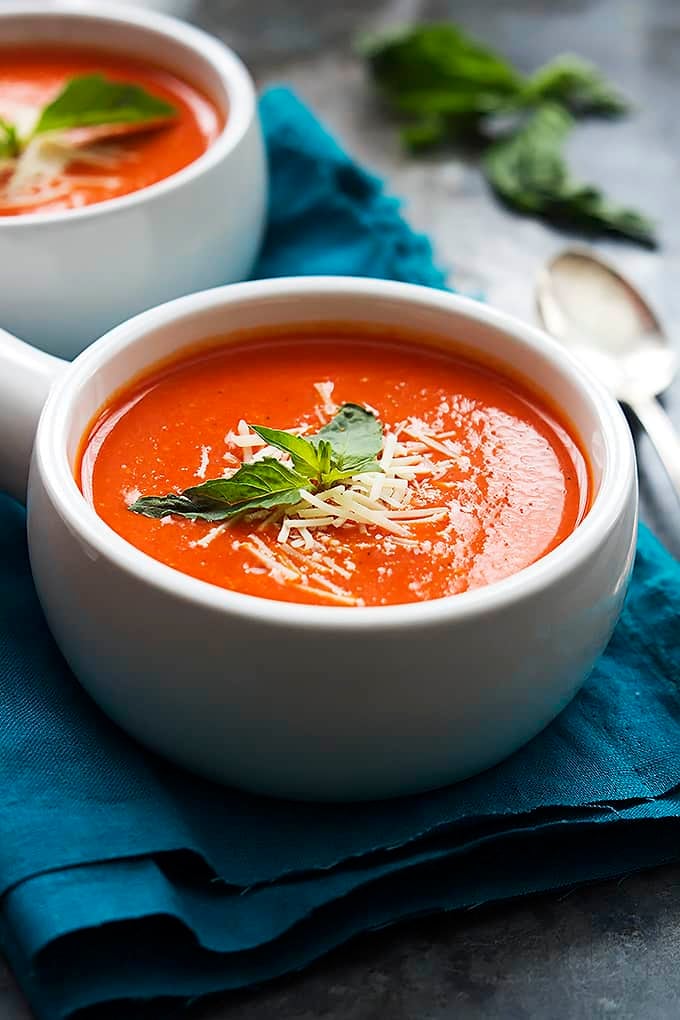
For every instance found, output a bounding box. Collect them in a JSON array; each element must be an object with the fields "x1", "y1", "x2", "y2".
[{"x1": 2, "y1": 1, "x2": 680, "y2": 1016}]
